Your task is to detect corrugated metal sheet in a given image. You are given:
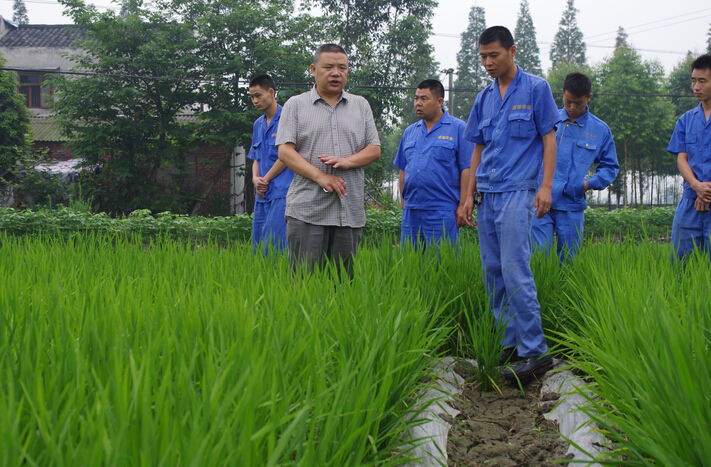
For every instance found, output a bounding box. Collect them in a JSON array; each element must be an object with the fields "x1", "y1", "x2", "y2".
[{"x1": 30, "y1": 116, "x2": 67, "y2": 142}]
